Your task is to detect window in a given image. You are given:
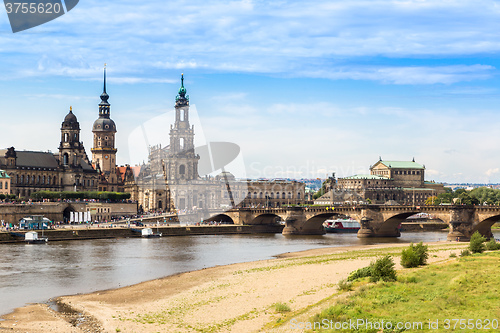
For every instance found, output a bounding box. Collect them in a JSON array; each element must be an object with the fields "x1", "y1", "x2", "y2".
[
  {"x1": 0, "y1": 182, "x2": 2, "y2": 189},
  {"x1": 297, "y1": 192, "x2": 301, "y2": 199},
  {"x1": 179, "y1": 164, "x2": 186, "y2": 175},
  {"x1": 282, "y1": 192, "x2": 286, "y2": 199},
  {"x1": 64, "y1": 133, "x2": 68, "y2": 142},
  {"x1": 288, "y1": 192, "x2": 292, "y2": 199},
  {"x1": 63, "y1": 153, "x2": 69, "y2": 165}
]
